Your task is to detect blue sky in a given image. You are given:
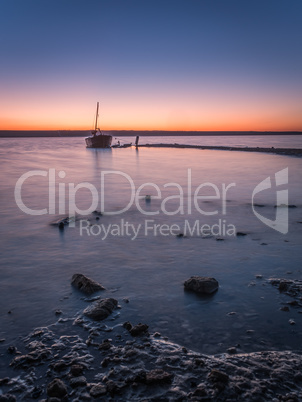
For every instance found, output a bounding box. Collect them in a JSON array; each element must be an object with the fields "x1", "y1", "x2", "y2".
[{"x1": 0, "y1": 0, "x2": 301, "y2": 130}]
